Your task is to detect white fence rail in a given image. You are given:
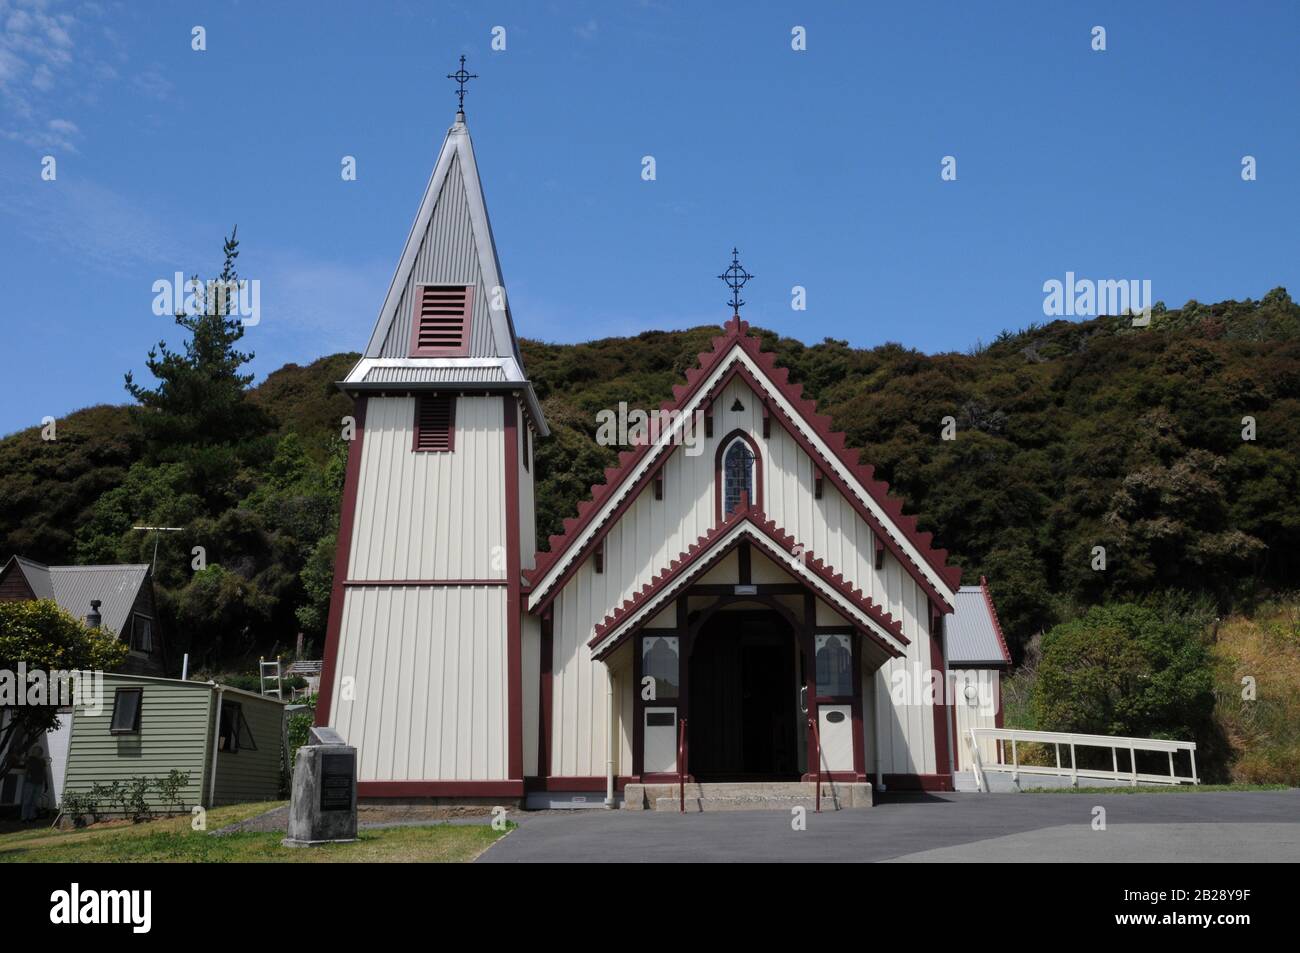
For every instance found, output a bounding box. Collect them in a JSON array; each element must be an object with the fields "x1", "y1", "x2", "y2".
[{"x1": 967, "y1": 727, "x2": 1198, "y2": 791}]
